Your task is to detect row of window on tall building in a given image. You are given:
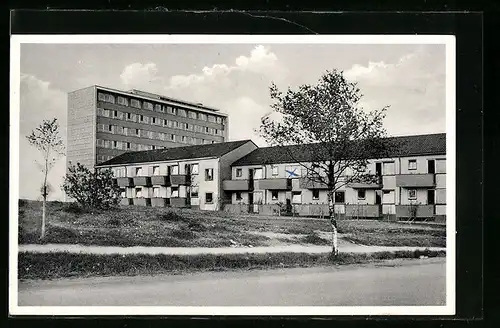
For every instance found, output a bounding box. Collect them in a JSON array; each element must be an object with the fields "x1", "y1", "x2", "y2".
[
  {"x1": 96, "y1": 134, "x2": 215, "y2": 150},
  {"x1": 97, "y1": 108, "x2": 224, "y2": 136},
  {"x1": 97, "y1": 92, "x2": 225, "y2": 124}
]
